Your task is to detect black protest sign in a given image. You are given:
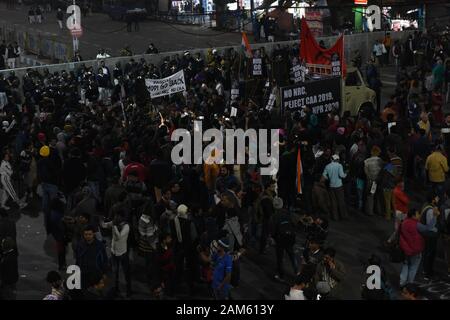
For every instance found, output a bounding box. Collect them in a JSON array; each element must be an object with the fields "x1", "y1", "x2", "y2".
[
  {"x1": 280, "y1": 77, "x2": 341, "y2": 115},
  {"x1": 291, "y1": 64, "x2": 306, "y2": 83}
]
